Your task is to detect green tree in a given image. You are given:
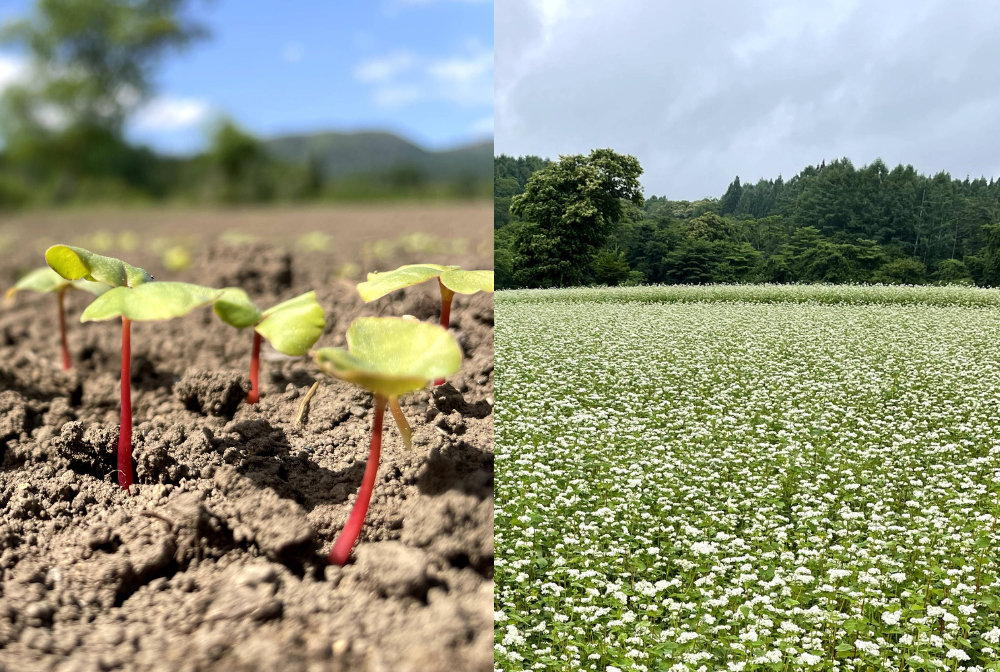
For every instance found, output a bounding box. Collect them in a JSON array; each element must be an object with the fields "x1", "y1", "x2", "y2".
[
  {"x1": 719, "y1": 176, "x2": 743, "y2": 215},
  {"x1": 207, "y1": 119, "x2": 273, "y2": 203},
  {"x1": 592, "y1": 247, "x2": 631, "y2": 286},
  {"x1": 0, "y1": 0, "x2": 205, "y2": 187},
  {"x1": 510, "y1": 149, "x2": 644, "y2": 287}
]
